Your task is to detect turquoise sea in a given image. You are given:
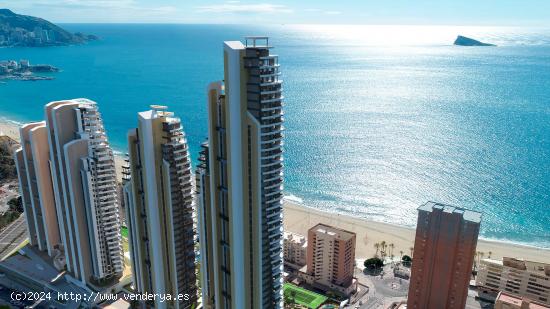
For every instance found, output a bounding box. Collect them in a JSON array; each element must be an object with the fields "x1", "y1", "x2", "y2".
[{"x1": 1, "y1": 24, "x2": 549, "y2": 248}]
